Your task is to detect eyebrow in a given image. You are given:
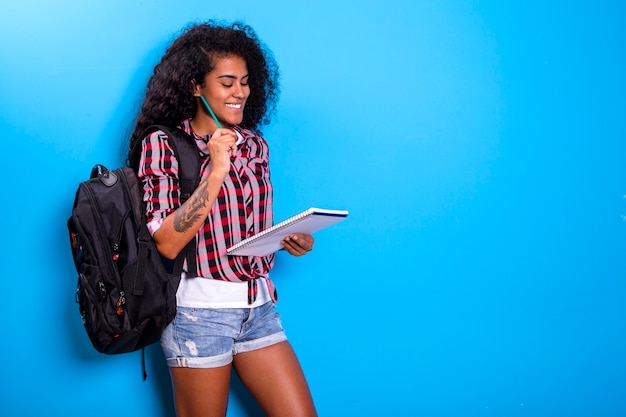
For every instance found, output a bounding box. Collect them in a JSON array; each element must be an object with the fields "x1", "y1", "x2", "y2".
[{"x1": 217, "y1": 74, "x2": 249, "y2": 80}]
